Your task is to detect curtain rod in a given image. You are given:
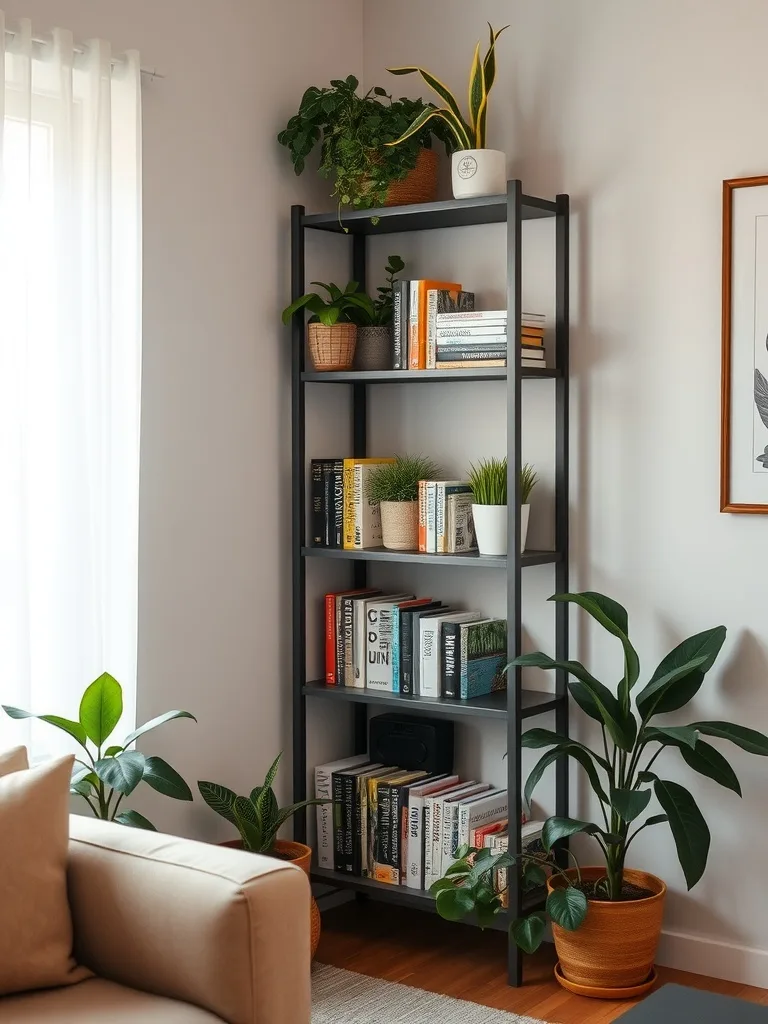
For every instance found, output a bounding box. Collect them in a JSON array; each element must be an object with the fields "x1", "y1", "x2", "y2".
[{"x1": 2, "y1": 27, "x2": 165, "y2": 80}]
